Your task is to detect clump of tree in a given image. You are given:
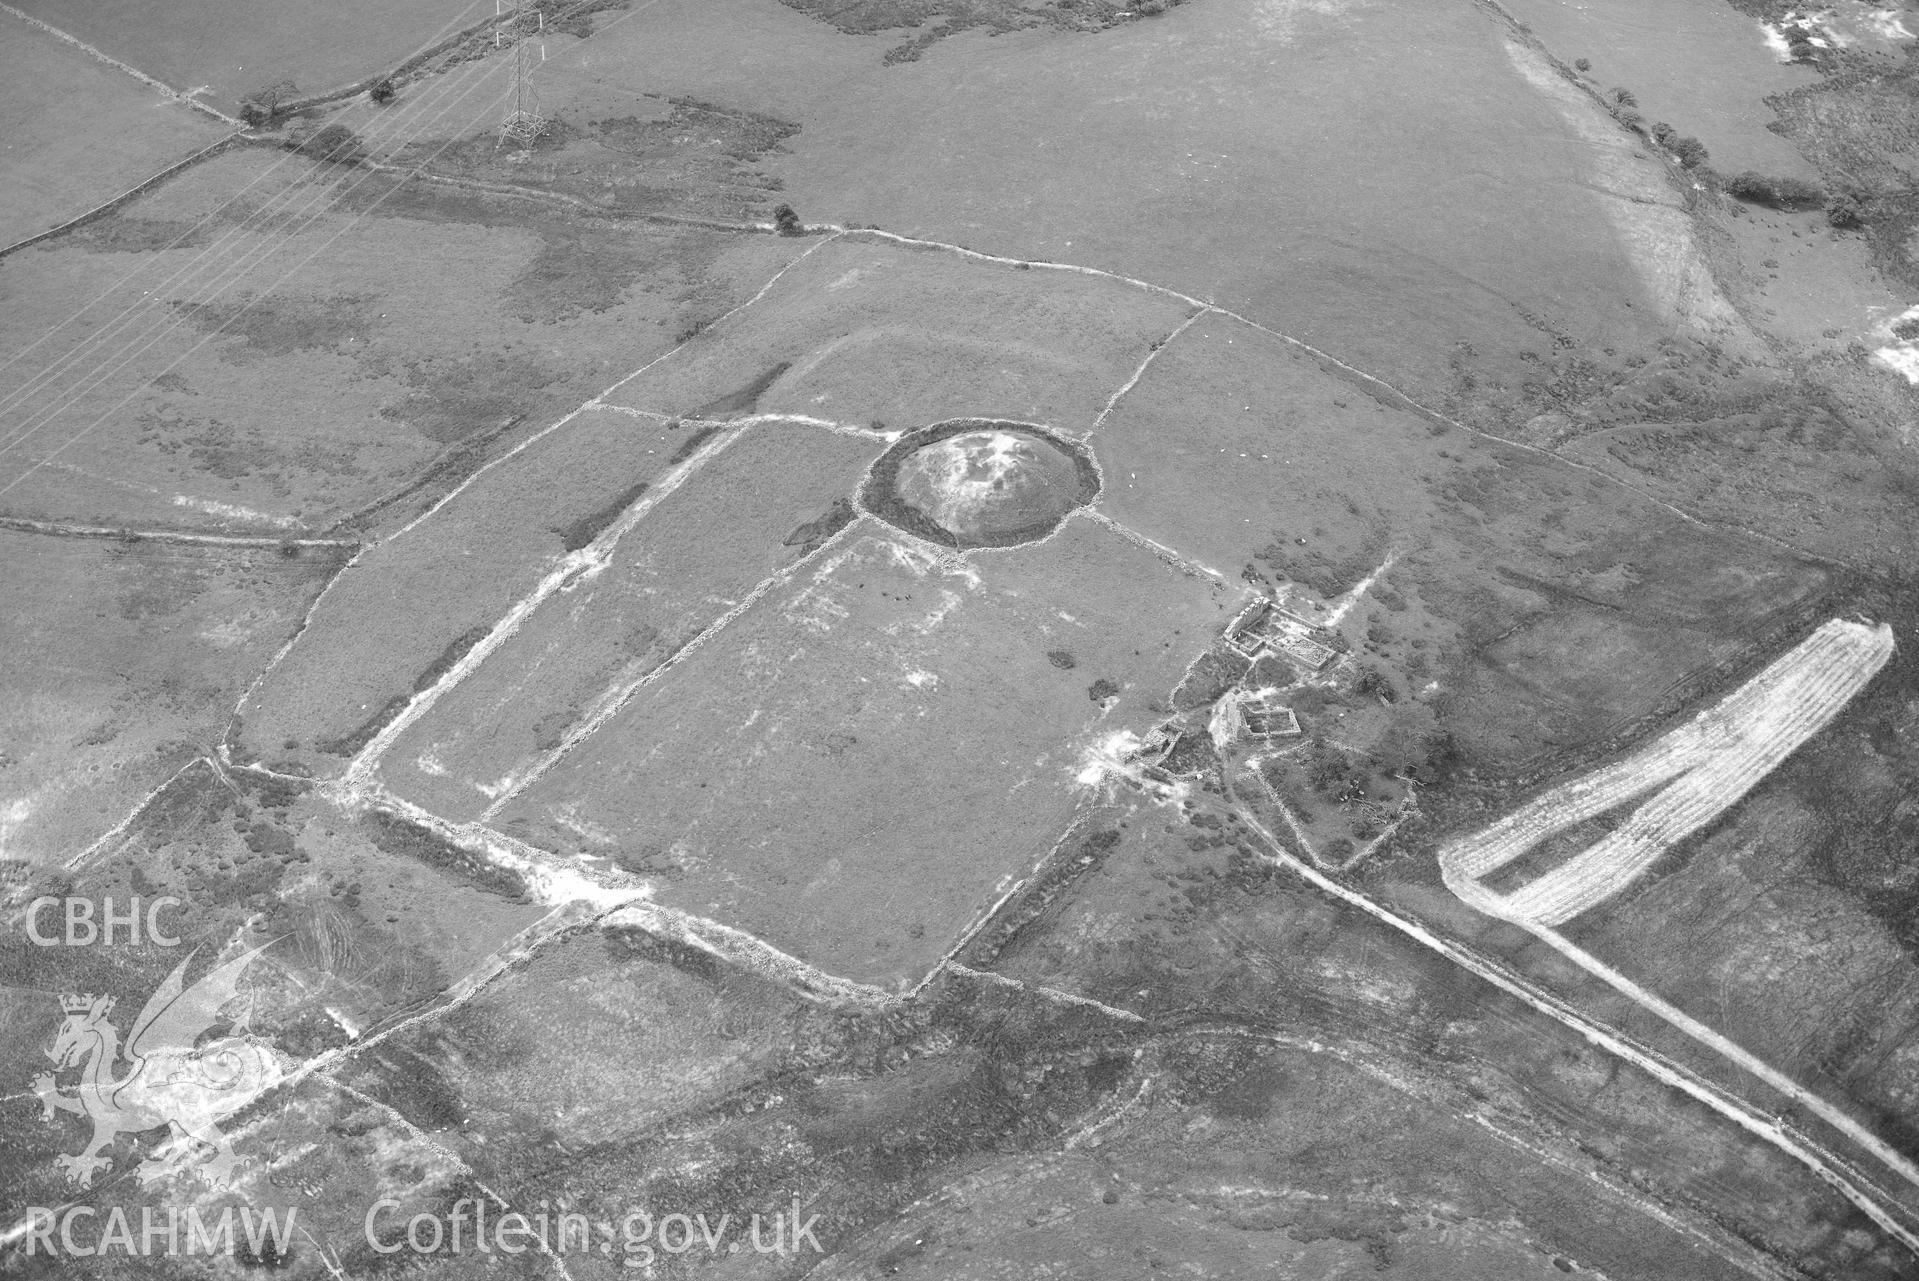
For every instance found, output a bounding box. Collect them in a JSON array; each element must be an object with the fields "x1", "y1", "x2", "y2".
[
  {"x1": 1723, "y1": 170, "x2": 1827, "y2": 210},
  {"x1": 773, "y1": 204, "x2": 804, "y2": 236},
  {"x1": 1671, "y1": 136, "x2": 1710, "y2": 168},
  {"x1": 1304, "y1": 739, "x2": 1365, "y2": 802},
  {"x1": 368, "y1": 78, "x2": 397, "y2": 105},
  {"x1": 239, "y1": 80, "x2": 298, "y2": 129},
  {"x1": 1354, "y1": 665, "x2": 1397, "y2": 704},
  {"x1": 1827, "y1": 192, "x2": 1865, "y2": 229},
  {"x1": 1573, "y1": 57, "x2": 1591, "y2": 72},
  {"x1": 1599, "y1": 86, "x2": 1644, "y2": 134},
  {"x1": 1649, "y1": 122, "x2": 1709, "y2": 169},
  {"x1": 1369, "y1": 705, "x2": 1455, "y2": 783}
]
